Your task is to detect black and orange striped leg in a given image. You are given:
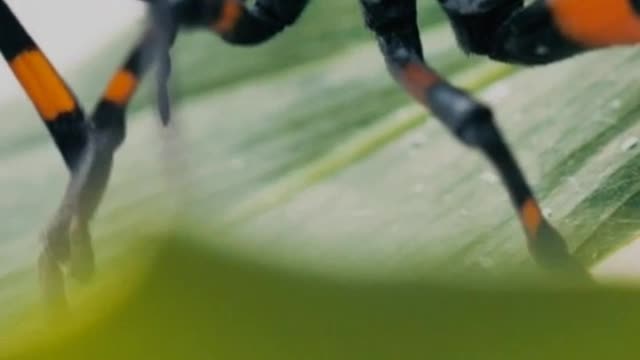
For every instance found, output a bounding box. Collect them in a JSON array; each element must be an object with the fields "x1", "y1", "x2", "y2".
[
  {"x1": 177, "y1": 0, "x2": 310, "y2": 45},
  {"x1": 1, "y1": 0, "x2": 156, "y2": 308},
  {"x1": 0, "y1": 2, "x2": 88, "y2": 170},
  {"x1": 0, "y1": 0, "x2": 90, "y2": 308},
  {"x1": 360, "y1": 0, "x2": 588, "y2": 276},
  {"x1": 36, "y1": 32, "x2": 153, "y2": 303},
  {"x1": 144, "y1": 0, "x2": 311, "y2": 120},
  {"x1": 143, "y1": 0, "x2": 311, "y2": 118},
  {"x1": 64, "y1": 33, "x2": 156, "y2": 283}
]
